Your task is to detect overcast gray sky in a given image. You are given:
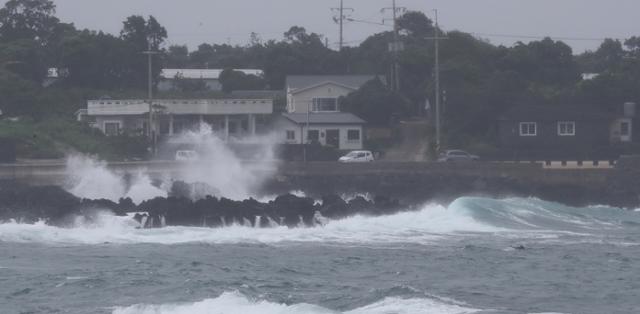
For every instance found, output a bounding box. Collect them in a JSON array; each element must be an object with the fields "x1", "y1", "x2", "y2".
[{"x1": 6, "y1": 0, "x2": 639, "y2": 53}]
